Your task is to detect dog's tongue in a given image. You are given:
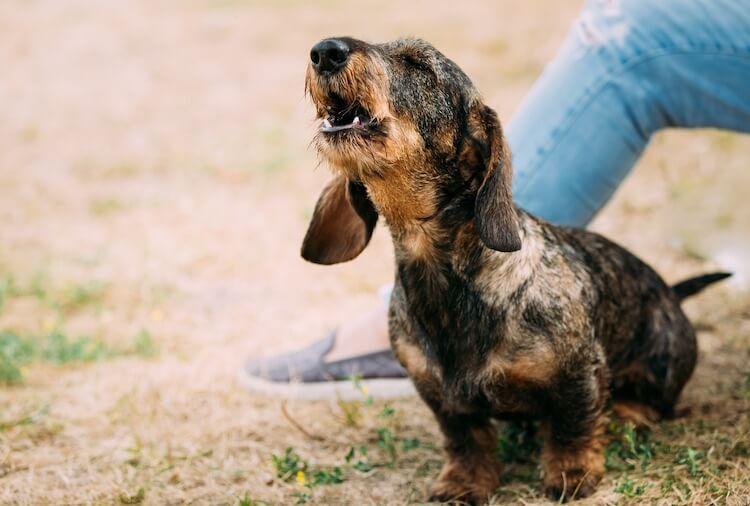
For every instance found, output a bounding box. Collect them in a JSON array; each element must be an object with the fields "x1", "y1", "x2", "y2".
[{"x1": 321, "y1": 116, "x2": 369, "y2": 133}]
